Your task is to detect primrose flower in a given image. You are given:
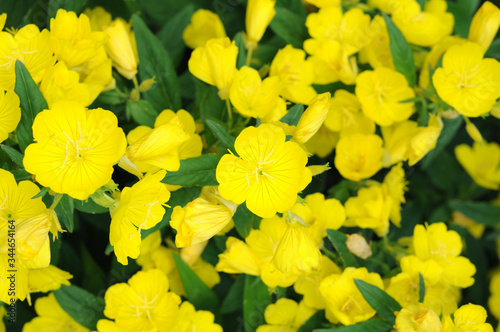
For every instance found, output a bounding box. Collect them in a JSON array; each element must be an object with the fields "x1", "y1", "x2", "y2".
[
  {"x1": 395, "y1": 303, "x2": 442, "y2": 332},
  {"x1": 455, "y1": 141, "x2": 500, "y2": 190},
  {"x1": 442, "y1": 304, "x2": 494, "y2": 332},
  {"x1": 183, "y1": 9, "x2": 226, "y2": 49},
  {"x1": 293, "y1": 92, "x2": 331, "y2": 144},
  {"x1": 468, "y1": 1, "x2": 500, "y2": 53},
  {"x1": 256, "y1": 299, "x2": 316, "y2": 332},
  {"x1": 188, "y1": 37, "x2": 238, "y2": 100},
  {"x1": 433, "y1": 42, "x2": 500, "y2": 117},
  {"x1": 84, "y1": 6, "x2": 112, "y2": 31},
  {"x1": 216, "y1": 237, "x2": 262, "y2": 277},
  {"x1": 359, "y1": 15, "x2": 394, "y2": 70},
  {"x1": 23, "y1": 101, "x2": 126, "y2": 200},
  {"x1": 172, "y1": 301, "x2": 223, "y2": 332},
  {"x1": 216, "y1": 124, "x2": 312, "y2": 218},
  {"x1": 245, "y1": 0, "x2": 276, "y2": 50},
  {"x1": 104, "y1": 18, "x2": 138, "y2": 80},
  {"x1": 110, "y1": 171, "x2": 170, "y2": 265},
  {"x1": 0, "y1": 89, "x2": 20, "y2": 143}
]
